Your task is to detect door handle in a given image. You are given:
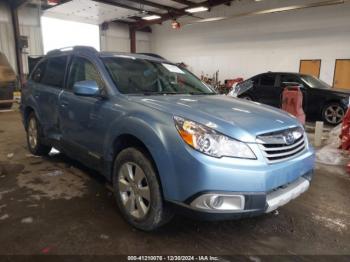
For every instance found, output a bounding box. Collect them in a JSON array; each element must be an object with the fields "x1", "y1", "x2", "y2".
[{"x1": 60, "y1": 101, "x2": 69, "y2": 107}]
